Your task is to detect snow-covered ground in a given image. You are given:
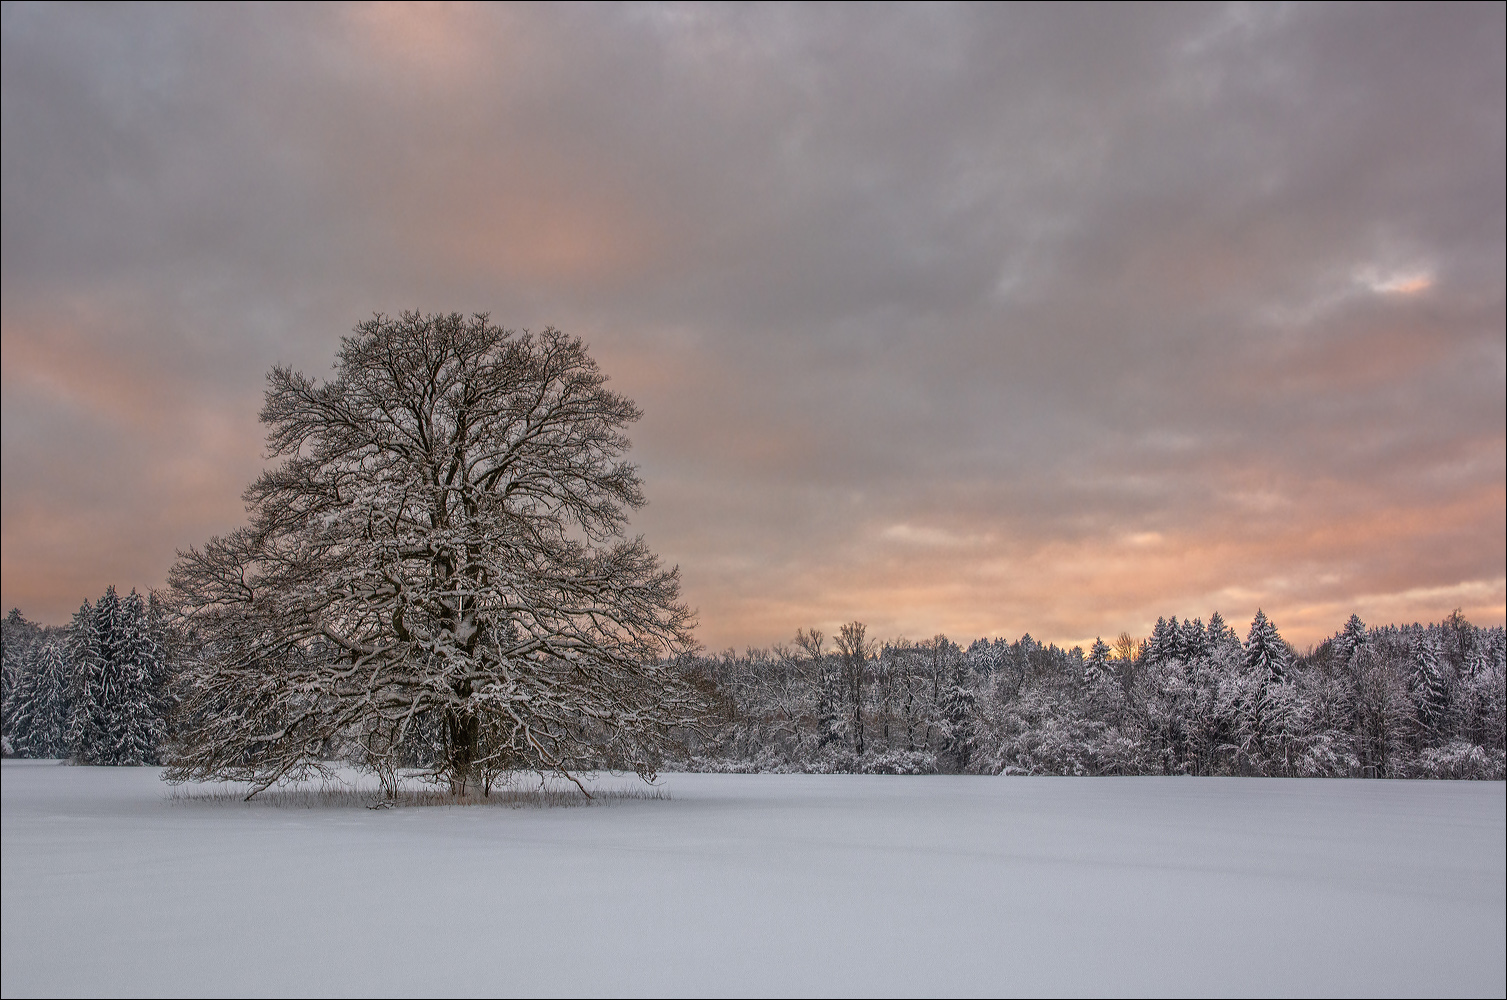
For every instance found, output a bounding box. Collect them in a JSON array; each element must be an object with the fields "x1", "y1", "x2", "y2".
[{"x1": 2, "y1": 762, "x2": 1502, "y2": 998}]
